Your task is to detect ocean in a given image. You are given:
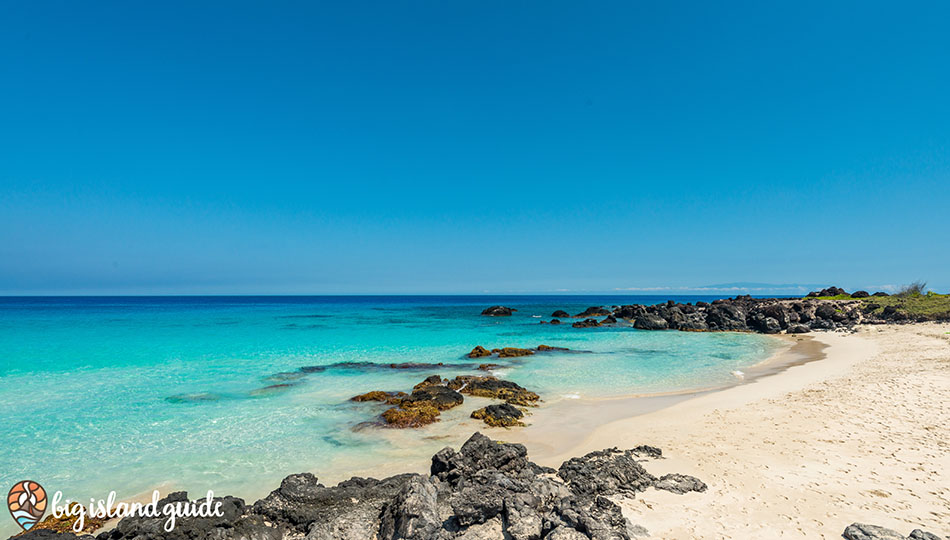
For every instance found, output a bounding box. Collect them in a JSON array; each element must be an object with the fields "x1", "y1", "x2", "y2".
[{"x1": 0, "y1": 295, "x2": 779, "y2": 535}]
